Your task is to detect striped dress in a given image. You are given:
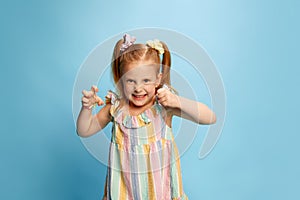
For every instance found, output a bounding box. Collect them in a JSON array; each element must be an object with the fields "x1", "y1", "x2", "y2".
[{"x1": 102, "y1": 93, "x2": 188, "y2": 200}]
